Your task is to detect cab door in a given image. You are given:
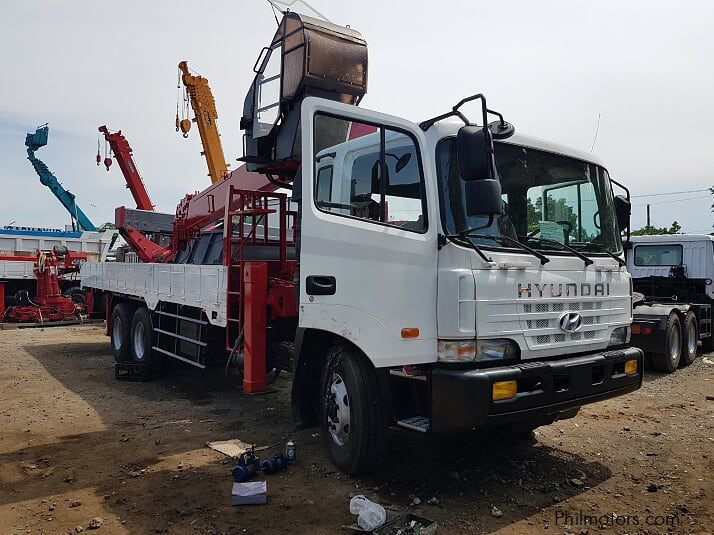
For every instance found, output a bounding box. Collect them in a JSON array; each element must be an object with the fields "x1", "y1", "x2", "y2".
[{"x1": 299, "y1": 97, "x2": 438, "y2": 367}]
